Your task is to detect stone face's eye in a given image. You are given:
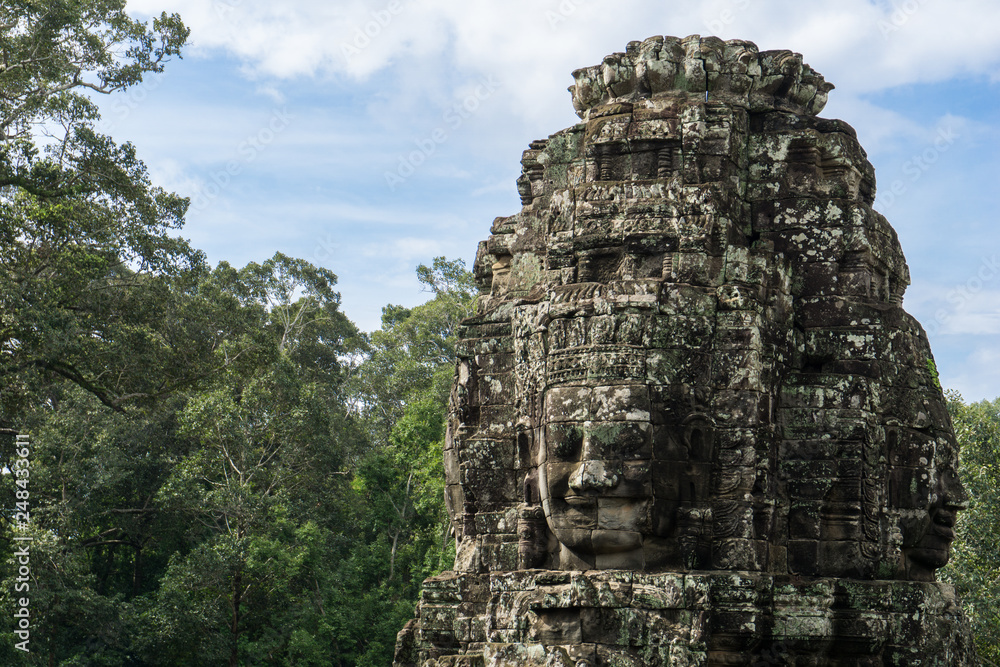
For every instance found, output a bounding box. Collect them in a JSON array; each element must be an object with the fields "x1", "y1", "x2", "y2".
[
  {"x1": 609, "y1": 423, "x2": 650, "y2": 460},
  {"x1": 548, "y1": 425, "x2": 582, "y2": 461},
  {"x1": 582, "y1": 422, "x2": 651, "y2": 460}
]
